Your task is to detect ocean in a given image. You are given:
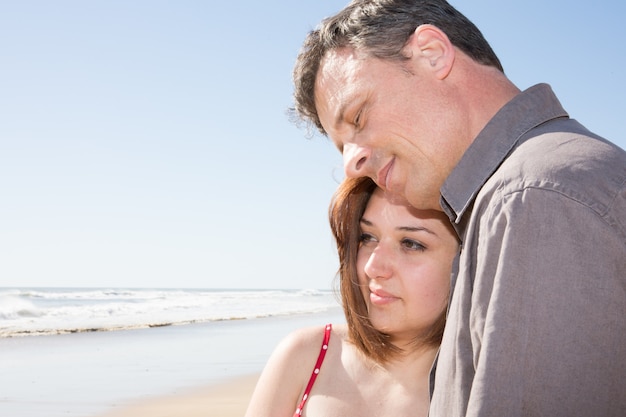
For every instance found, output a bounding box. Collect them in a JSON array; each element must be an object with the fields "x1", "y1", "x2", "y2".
[
  {"x1": 0, "y1": 287, "x2": 340, "y2": 337},
  {"x1": 0, "y1": 287, "x2": 345, "y2": 417}
]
